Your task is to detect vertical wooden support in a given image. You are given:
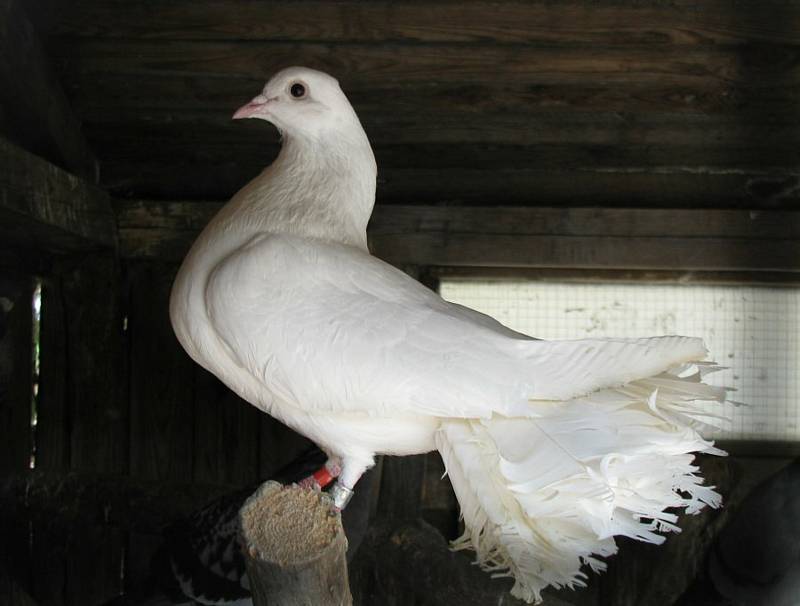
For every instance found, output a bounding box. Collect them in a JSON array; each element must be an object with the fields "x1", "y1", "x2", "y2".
[
  {"x1": 193, "y1": 367, "x2": 261, "y2": 485},
  {"x1": 128, "y1": 261, "x2": 194, "y2": 481},
  {"x1": 240, "y1": 482, "x2": 352, "y2": 606},
  {"x1": 0, "y1": 270, "x2": 33, "y2": 472},
  {"x1": 59, "y1": 254, "x2": 127, "y2": 605},
  {"x1": 126, "y1": 260, "x2": 195, "y2": 596},
  {"x1": 62, "y1": 256, "x2": 128, "y2": 473},
  {"x1": 0, "y1": 265, "x2": 33, "y2": 596}
]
